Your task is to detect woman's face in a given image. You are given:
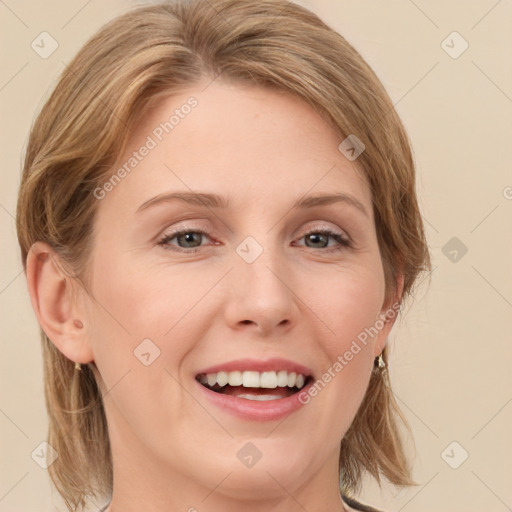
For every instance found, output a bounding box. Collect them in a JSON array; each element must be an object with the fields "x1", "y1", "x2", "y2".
[{"x1": 82, "y1": 80, "x2": 399, "y2": 504}]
